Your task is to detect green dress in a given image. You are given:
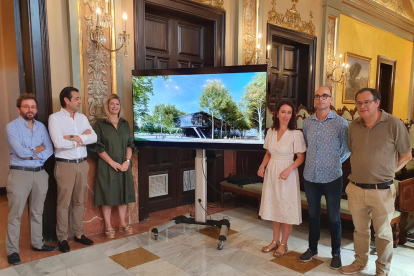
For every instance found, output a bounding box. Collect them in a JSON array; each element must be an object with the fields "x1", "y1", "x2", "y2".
[{"x1": 89, "y1": 119, "x2": 135, "y2": 206}]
